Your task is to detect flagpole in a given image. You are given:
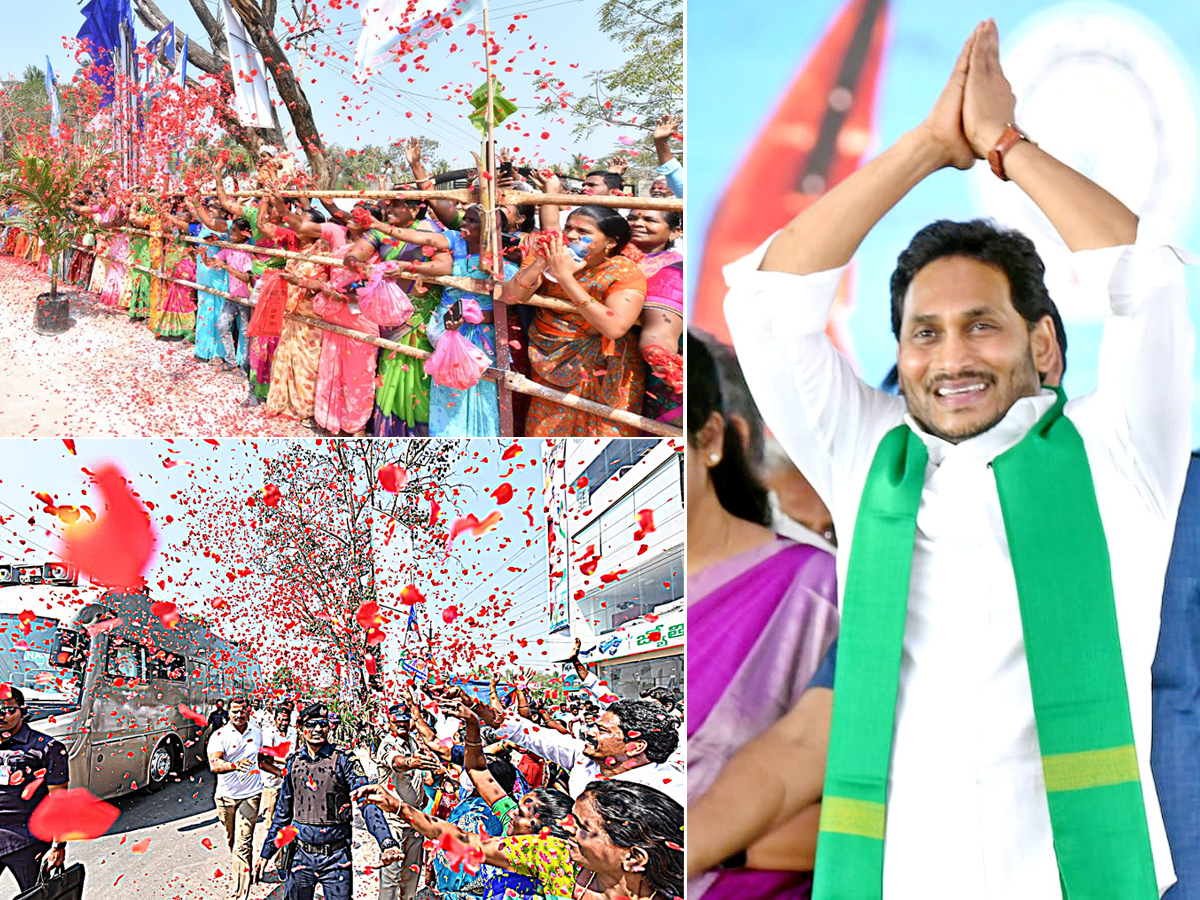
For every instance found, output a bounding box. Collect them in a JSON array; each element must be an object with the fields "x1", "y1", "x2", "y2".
[{"x1": 480, "y1": 0, "x2": 515, "y2": 436}]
